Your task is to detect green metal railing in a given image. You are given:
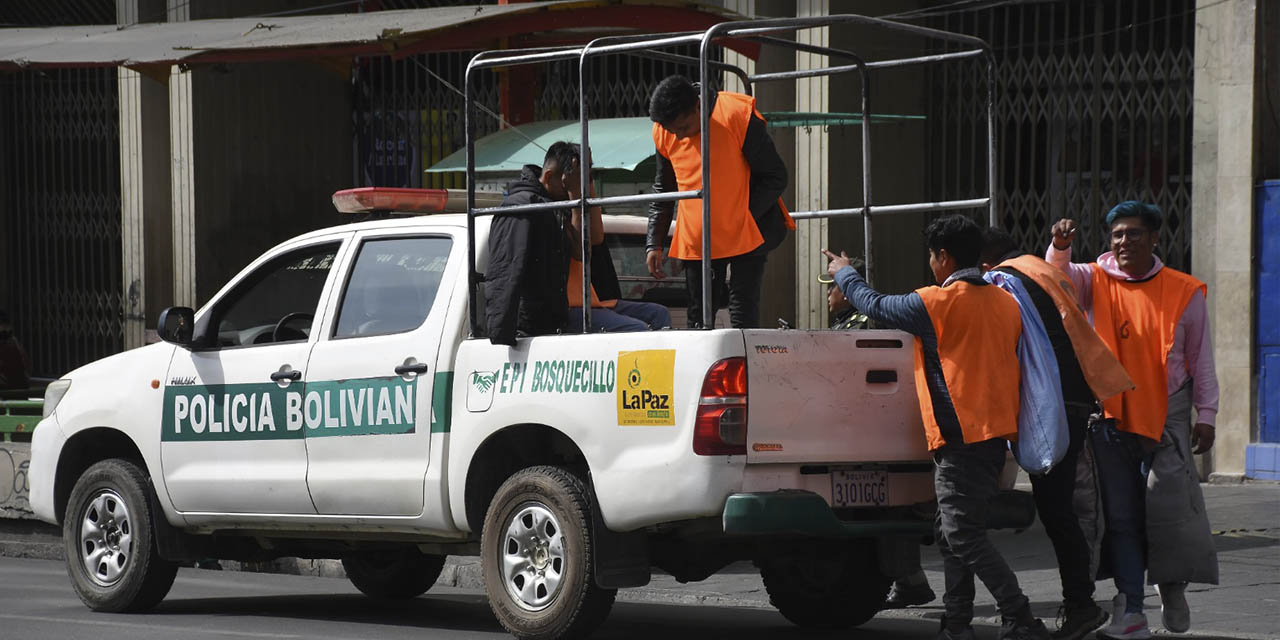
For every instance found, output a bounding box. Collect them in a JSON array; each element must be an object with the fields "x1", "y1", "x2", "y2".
[{"x1": 0, "y1": 400, "x2": 42, "y2": 442}]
